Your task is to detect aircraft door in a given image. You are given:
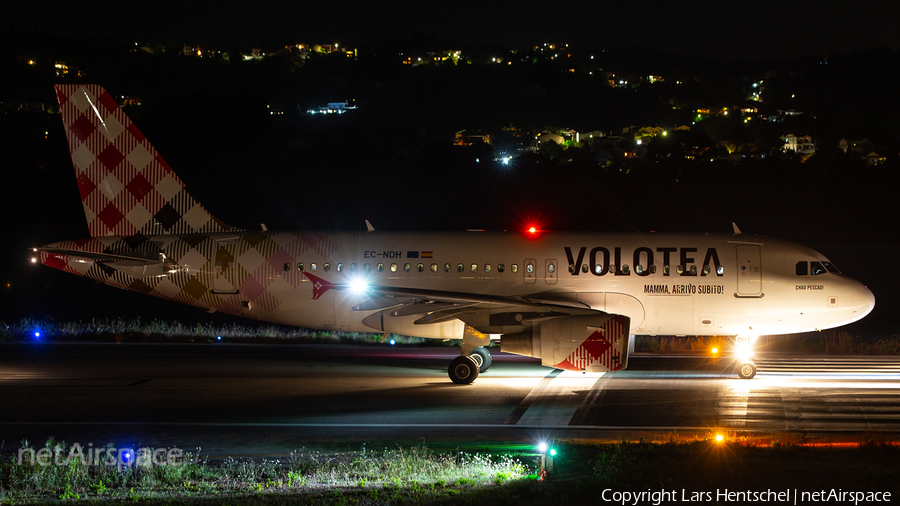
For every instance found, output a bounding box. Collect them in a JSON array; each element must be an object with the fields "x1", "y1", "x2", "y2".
[
  {"x1": 735, "y1": 245, "x2": 762, "y2": 296},
  {"x1": 212, "y1": 243, "x2": 240, "y2": 294},
  {"x1": 545, "y1": 259, "x2": 558, "y2": 284},
  {"x1": 524, "y1": 258, "x2": 537, "y2": 284}
]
